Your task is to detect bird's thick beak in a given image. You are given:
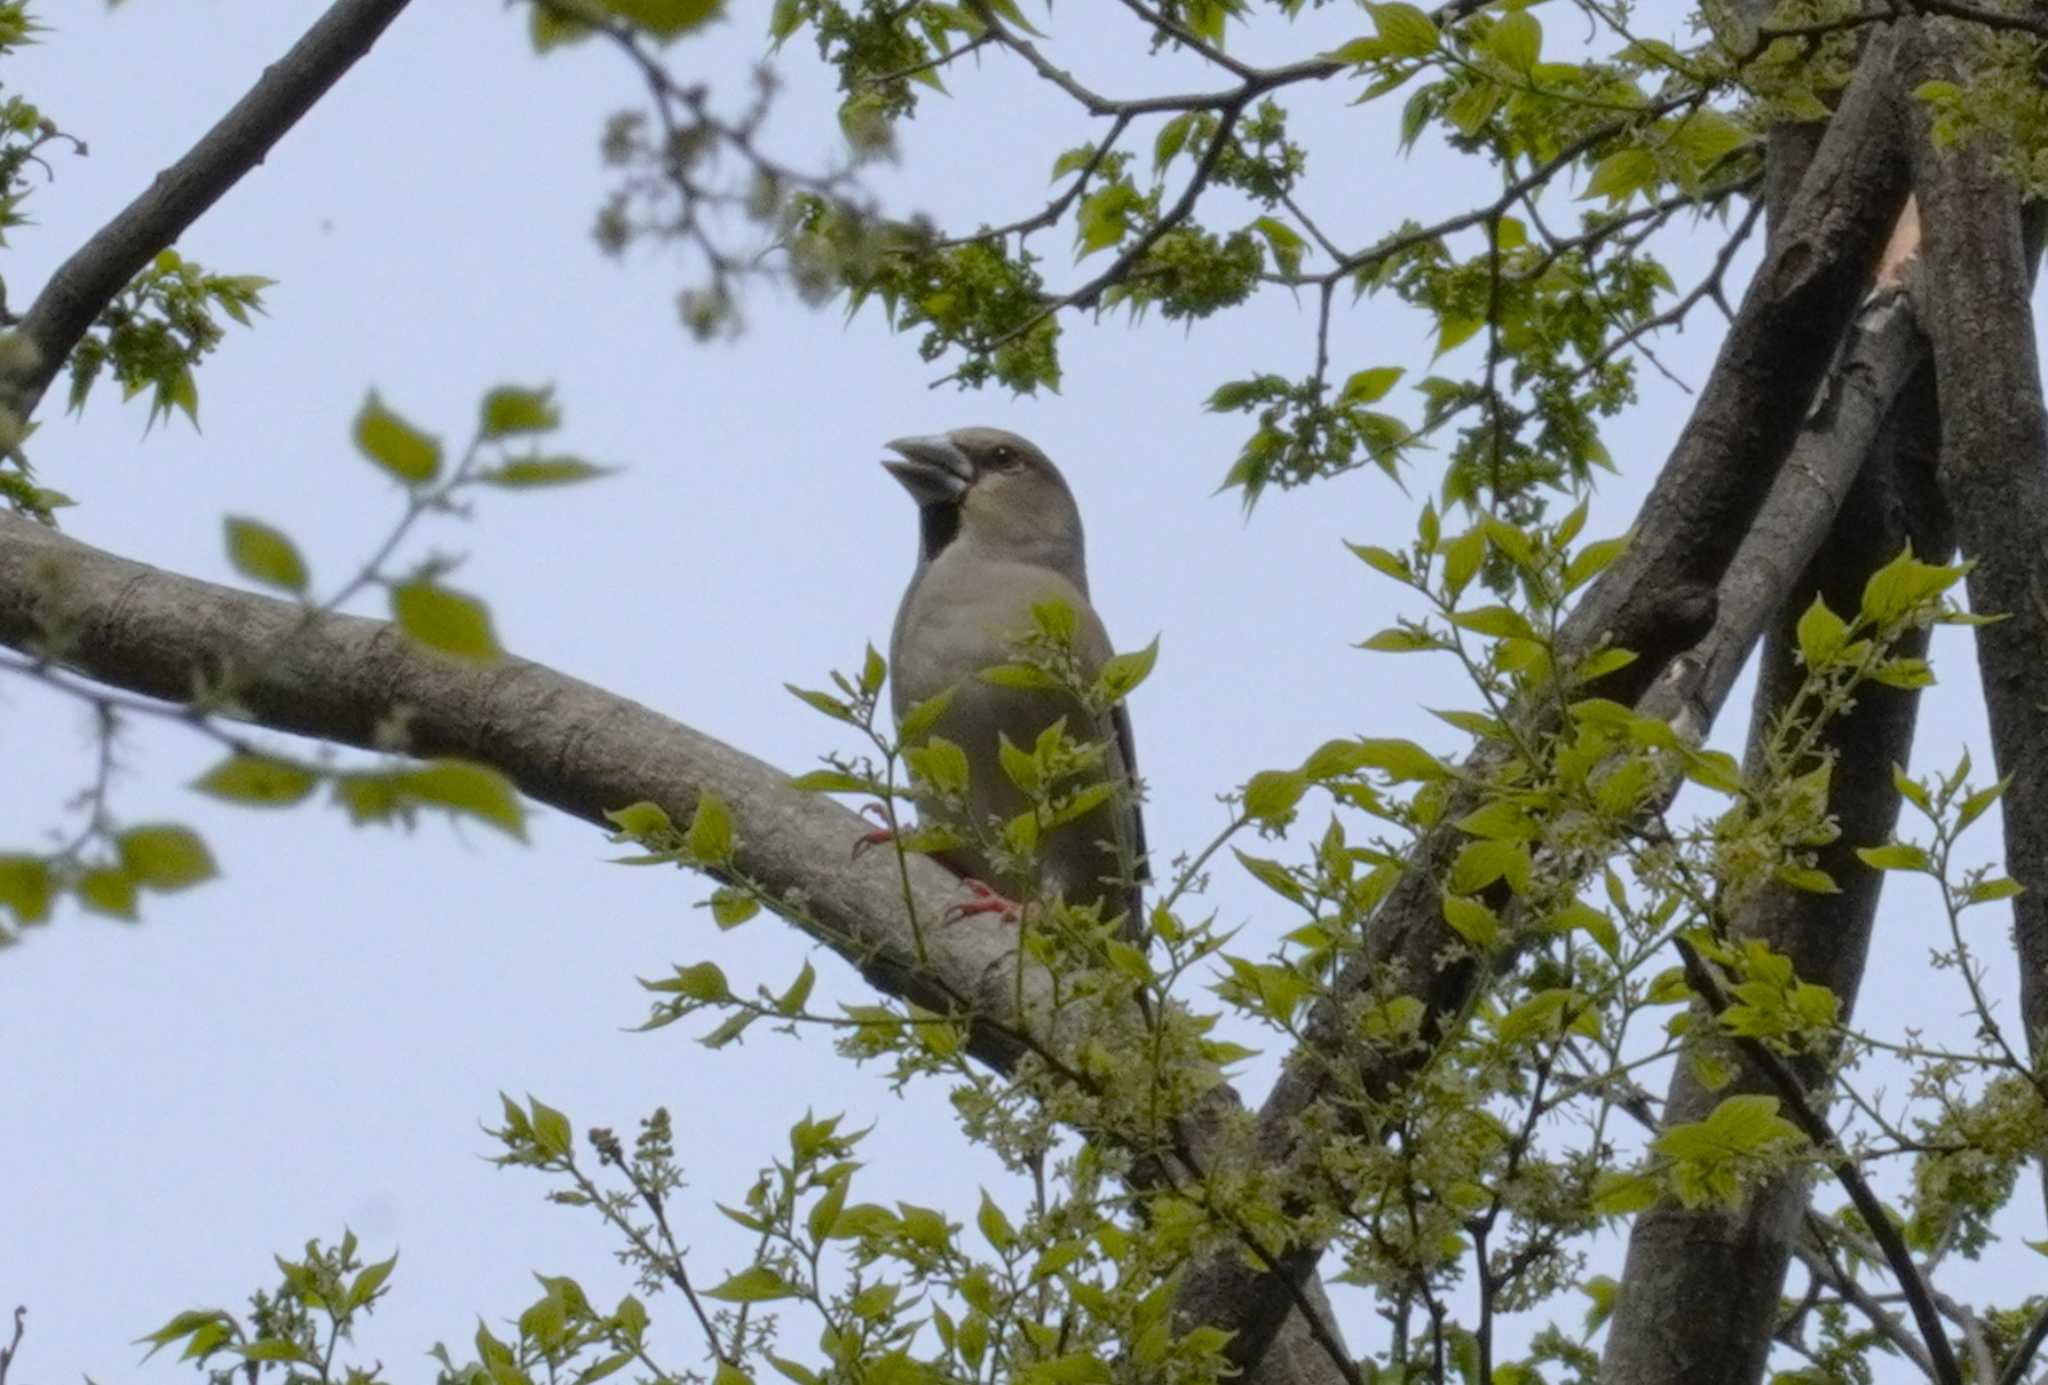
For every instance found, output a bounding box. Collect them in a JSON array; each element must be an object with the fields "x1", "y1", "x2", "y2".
[{"x1": 882, "y1": 434, "x2": 973, "y2": 505}]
